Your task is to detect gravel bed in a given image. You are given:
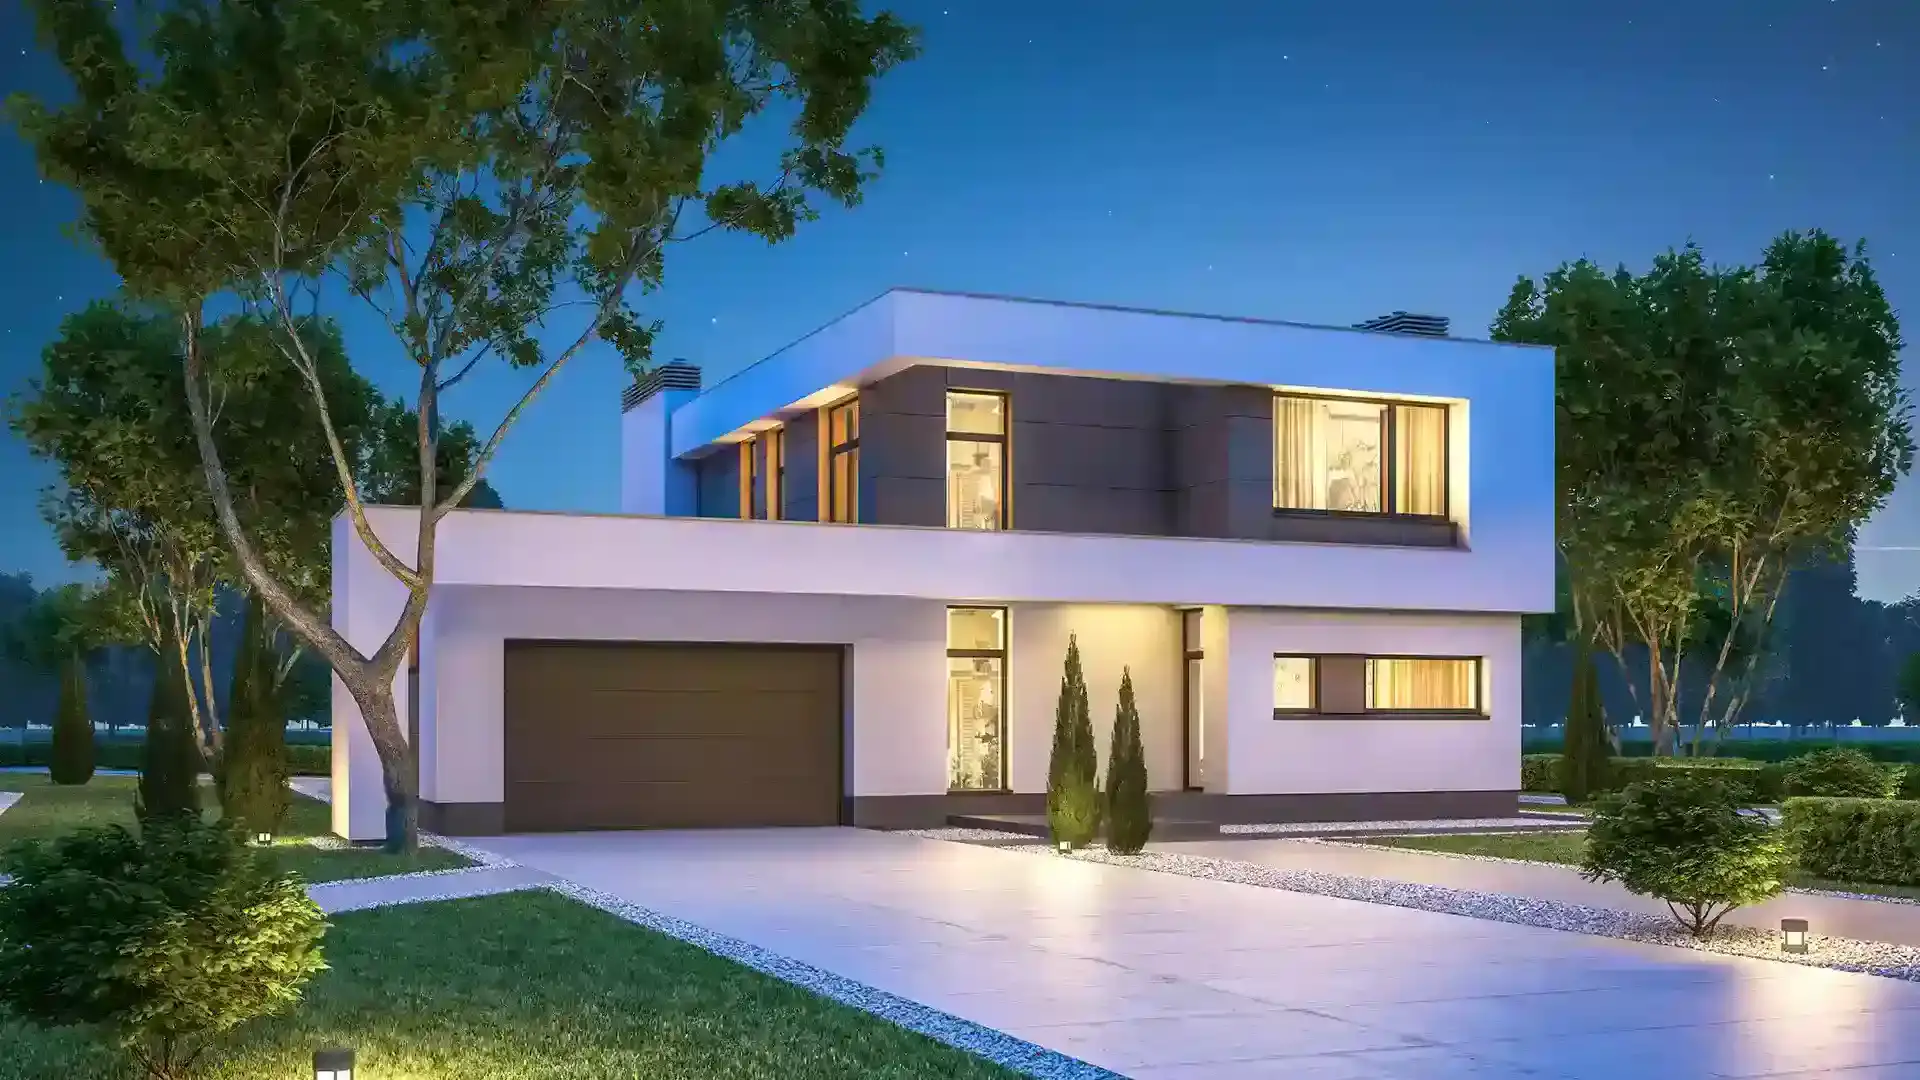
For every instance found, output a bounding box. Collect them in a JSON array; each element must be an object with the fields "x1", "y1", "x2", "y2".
[
  {"x1": 1219, "y1": 816, "x2": 1586, "y2": 836},
  {"x1": 547, "y1": 880, "x2": 1124, "y2": 1080},
  {"x1": 906, "y1": 828, "x2": 1920, "y2": 982},
  {"x1": 1306, "y1": 835, "x2": 1920, "y2": 908}
]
